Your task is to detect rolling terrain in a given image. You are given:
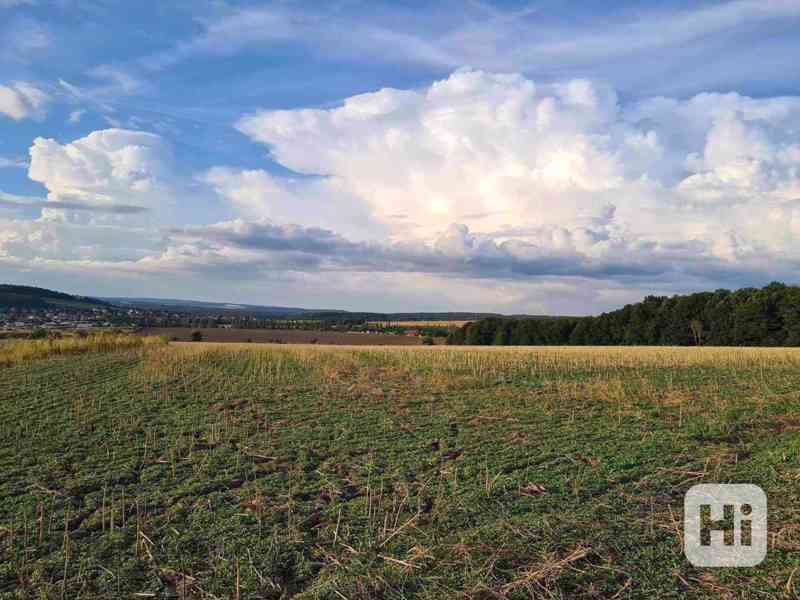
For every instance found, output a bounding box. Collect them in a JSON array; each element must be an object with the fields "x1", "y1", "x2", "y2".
[{"x1": 0, "y1": 285, "x2": 109, "y2": 310}]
